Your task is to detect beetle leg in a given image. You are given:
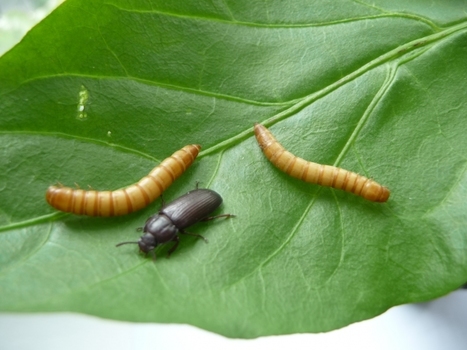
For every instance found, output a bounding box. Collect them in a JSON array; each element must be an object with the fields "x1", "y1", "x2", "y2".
[
  {"x1": 150, "y1": 250, "x2": 157, "y2": 261},
  {"x1": 167, "y1": 235, "x2": 180, "y2": 258},
  {"x1": 144, "y1": 250, "x2": 157, "y2": 261},
  {"x1": 180, "y1": 230, "x2": 208, "y2": 243},
  {"x1": 160, "y1": 194, "x2": 166, "y2": 209},
  {"x1": 201, "y1": 213, "x2": 236, "y2": 221}
]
